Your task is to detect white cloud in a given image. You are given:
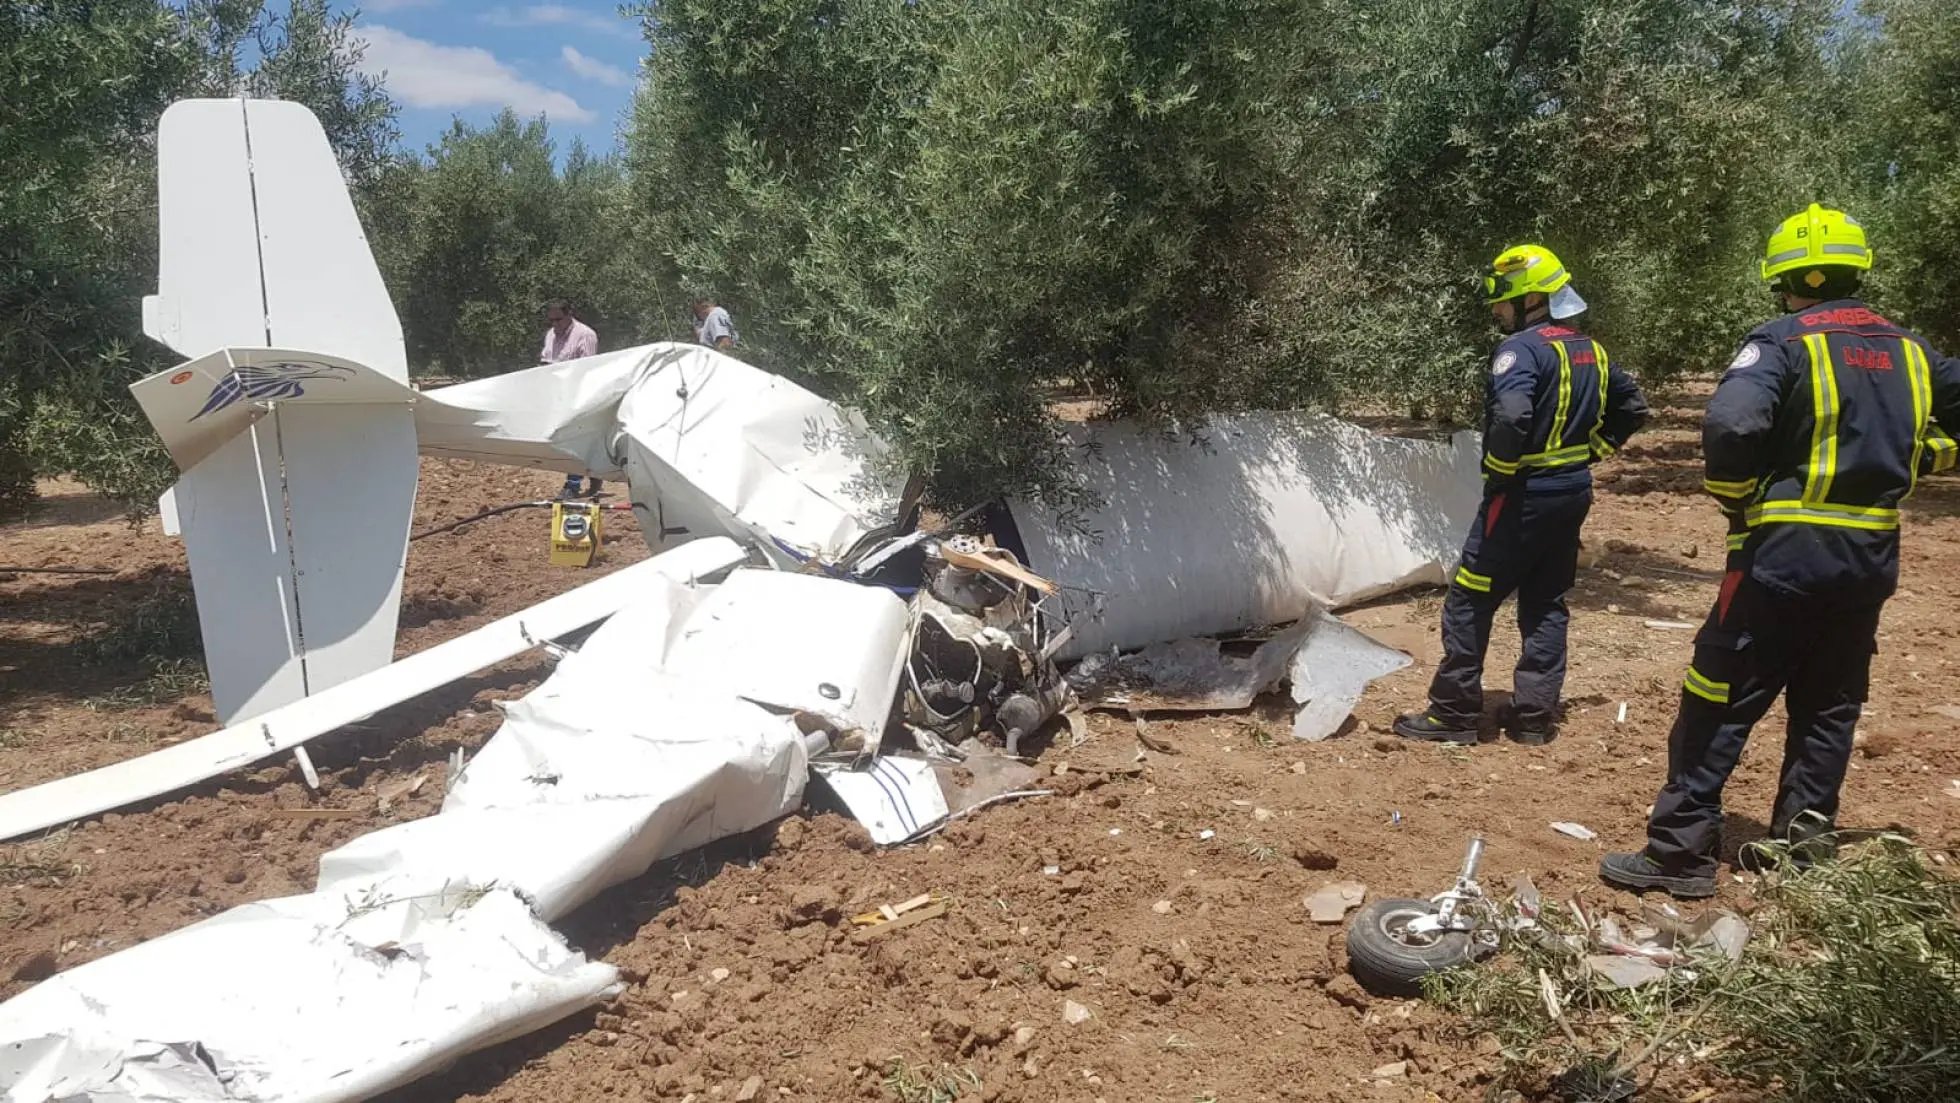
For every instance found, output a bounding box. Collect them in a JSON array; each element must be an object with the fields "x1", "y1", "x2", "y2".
[
  {"x1": 484, "y1": 5, "x2": 624, "y2": 33},
  {"x1": 560, "y1": 45, "x2": 632, "y2": 88},
  {"x1": 355, "y1": 25, "x2": 594, "y2": 123}
]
